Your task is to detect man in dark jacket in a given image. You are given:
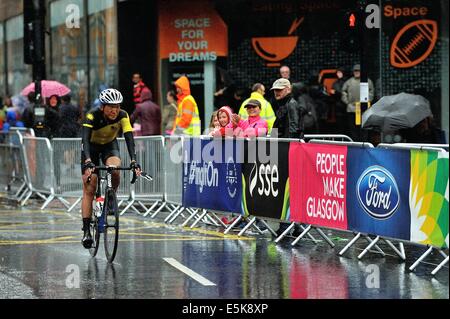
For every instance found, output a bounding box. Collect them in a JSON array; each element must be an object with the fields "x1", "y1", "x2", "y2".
[
  {"x1": 270, "y1": 78, "x2": 304, "y2": 237},
  {"x1": 270, "y1": 78, "x2": 304, "y2": 139},
  {"x1": 130, "y1": 87, "x2": 161, "y2": 136}
]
